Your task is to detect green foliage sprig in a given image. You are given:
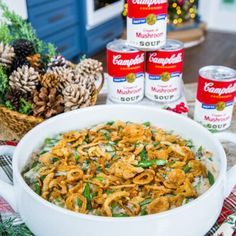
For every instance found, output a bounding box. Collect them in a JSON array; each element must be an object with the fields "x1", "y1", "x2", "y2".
[
  {"x1": 19, "y1": 98, "x2": 32, "y2": 115},
  {"x1": 0, "y1": 0, "x2": 57, "y2": 63},
  {"x1": 0, "y1": 218, "x2": 33, "y2": 236},
  {"x1": 0, "y1": 66, "x2": 8, "y2": 102},
  {"x1": 4, "y1": 100, "x2": 14, "y2": 110},
  {"x1": 0, "y1": 23, "x2": 12, "y2": 44}
]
